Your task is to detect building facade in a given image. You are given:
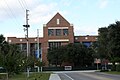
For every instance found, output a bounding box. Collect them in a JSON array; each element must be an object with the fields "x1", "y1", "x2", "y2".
[{"x1": 7, "y1": 13, "x2": 97, "y2": 66}]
